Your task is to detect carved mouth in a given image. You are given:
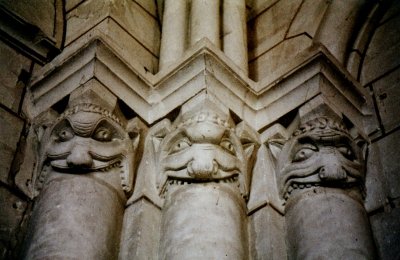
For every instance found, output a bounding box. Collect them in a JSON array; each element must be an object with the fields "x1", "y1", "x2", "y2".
[
  {"x1": 160, "y1": 174, "x2": 240, "y2": 196},
  {"x1": 50, "y1": 158, "x2": 122, "y2": 173},
  {"x1": 283, "y1": 181, "x2": 361, "y2": 201}
]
